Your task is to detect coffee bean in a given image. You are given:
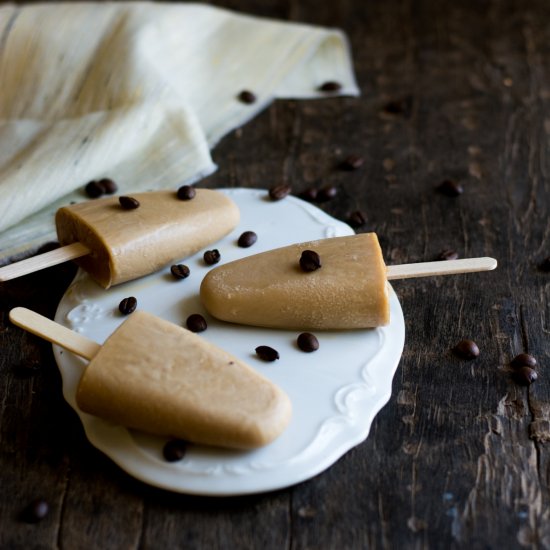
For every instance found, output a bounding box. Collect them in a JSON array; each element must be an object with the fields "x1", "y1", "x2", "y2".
[
  {"x1": 538, "y1": 257, "x2": 550, "y2": 272},
  {"x1": 436, "y1": 249, "x2": 459, "y2": 261},
  {"x1": 347, "y1": 210, "x2": 366, "y2": 228},
  {"x1": 299, "y1": 187, "x2": 318, "y2": 202},
  {"x1": 85, "y1": 180, "x2": 104, "y2": 198},
  {"x1": 453, "y1": 339, "x2": 479, "y2": 360},
  {"x1": 510, "y1": 353, "x2": 537, "y2": 369},
  {"x1": 383, "y1": 96, "x2": 413, "y2": 116},
  {"x1": 203, "y1": 249, "x2": 221, "y2": 265},
  {"x1": 176, "y1": 185, "x2": 196, "y2": 200},
  {"x1": 119, "y1": 296, "x2": 137, "y2": 315},
  {"x1": 21, "y1": 499, "x2": 49, "y2": 523},
  {"x1": 316, "y1": 185, "x2": 338, "y2": 202},
  {"x1": 255, "y1": 345, "x2": 280, "y2": 362},
  {"x1": 163, "y1": 439, "x2": 187, "y2": 462},
  {"x1": 514, "y1": 366, "x2": 538, "y2": 386},
  {"x1": 170, "y1": 264, "x2": 190, "y2": 280},
  {"x1": 437, "y1": 179, "x2": 463, "y2": 197},
  {"x1": 269, "y1": 184, "x2": 292, "y2": 201},
  {"x1": 186, "y1": 313, "x2": 207, "y2": 333},
  {"x1": 98, "y1": 178, "x2": 117, "y2": 194},
  {"x1": 238, "y1": 90, "x2": 256, "y2": 104},
  {"x1": 238, "y1": 231, "x2": 257, "y2": 248},
  {"x1": 318, "y1": 81, "x2": 342, "y2": 92},
  {"x1": 340, "y1": 155, "x2": 364, "y2": 171},
  {"x1": 300, "y1": 250, "x2": 322, "y2": 272},
  {"x1": 119, "y1": 196, "x2": 140, "y2": 209},
  {"x1": 297, "y1": 332, "x2": 319, "y2": 352}
]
